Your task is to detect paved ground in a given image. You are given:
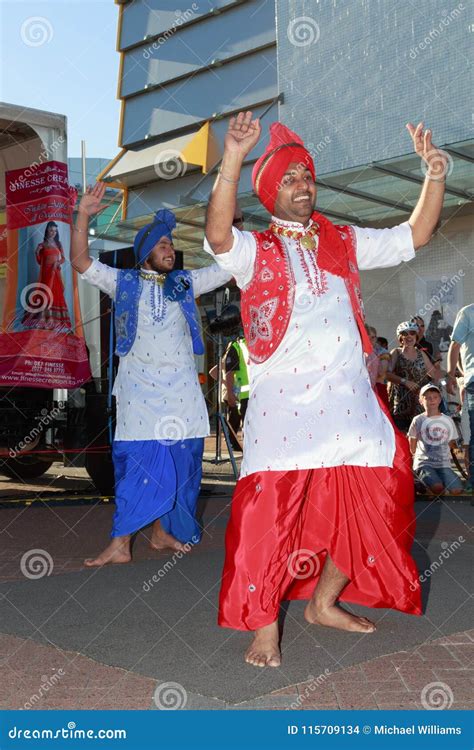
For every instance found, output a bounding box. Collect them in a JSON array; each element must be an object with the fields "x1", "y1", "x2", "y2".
[{"x1": 0, "y1": 455, "x2": 472, "y2": 710}]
